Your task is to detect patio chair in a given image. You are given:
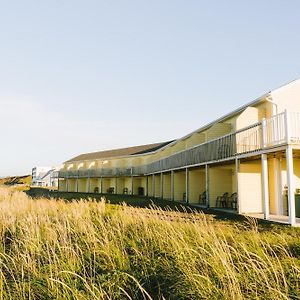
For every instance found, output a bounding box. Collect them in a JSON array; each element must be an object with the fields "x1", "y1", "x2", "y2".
[
  {"x1": 199, "y1": 191, "x2": 206, "y2": 205},
  {"x1": 216, "y1": 192, "x2": 229, "y2": 208},
  {"x1": 107, "y1": 187, "x2": 114, "y2": 194},
  {"x1": 123, "y1": 187, "x2": 128, "y2": 194},
  {"x1": 229, "y1": 192, "x2": 238, "y2": 209},
  {"x1": 94, "y1": 187, "x2": 99, "y2": 193}
]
